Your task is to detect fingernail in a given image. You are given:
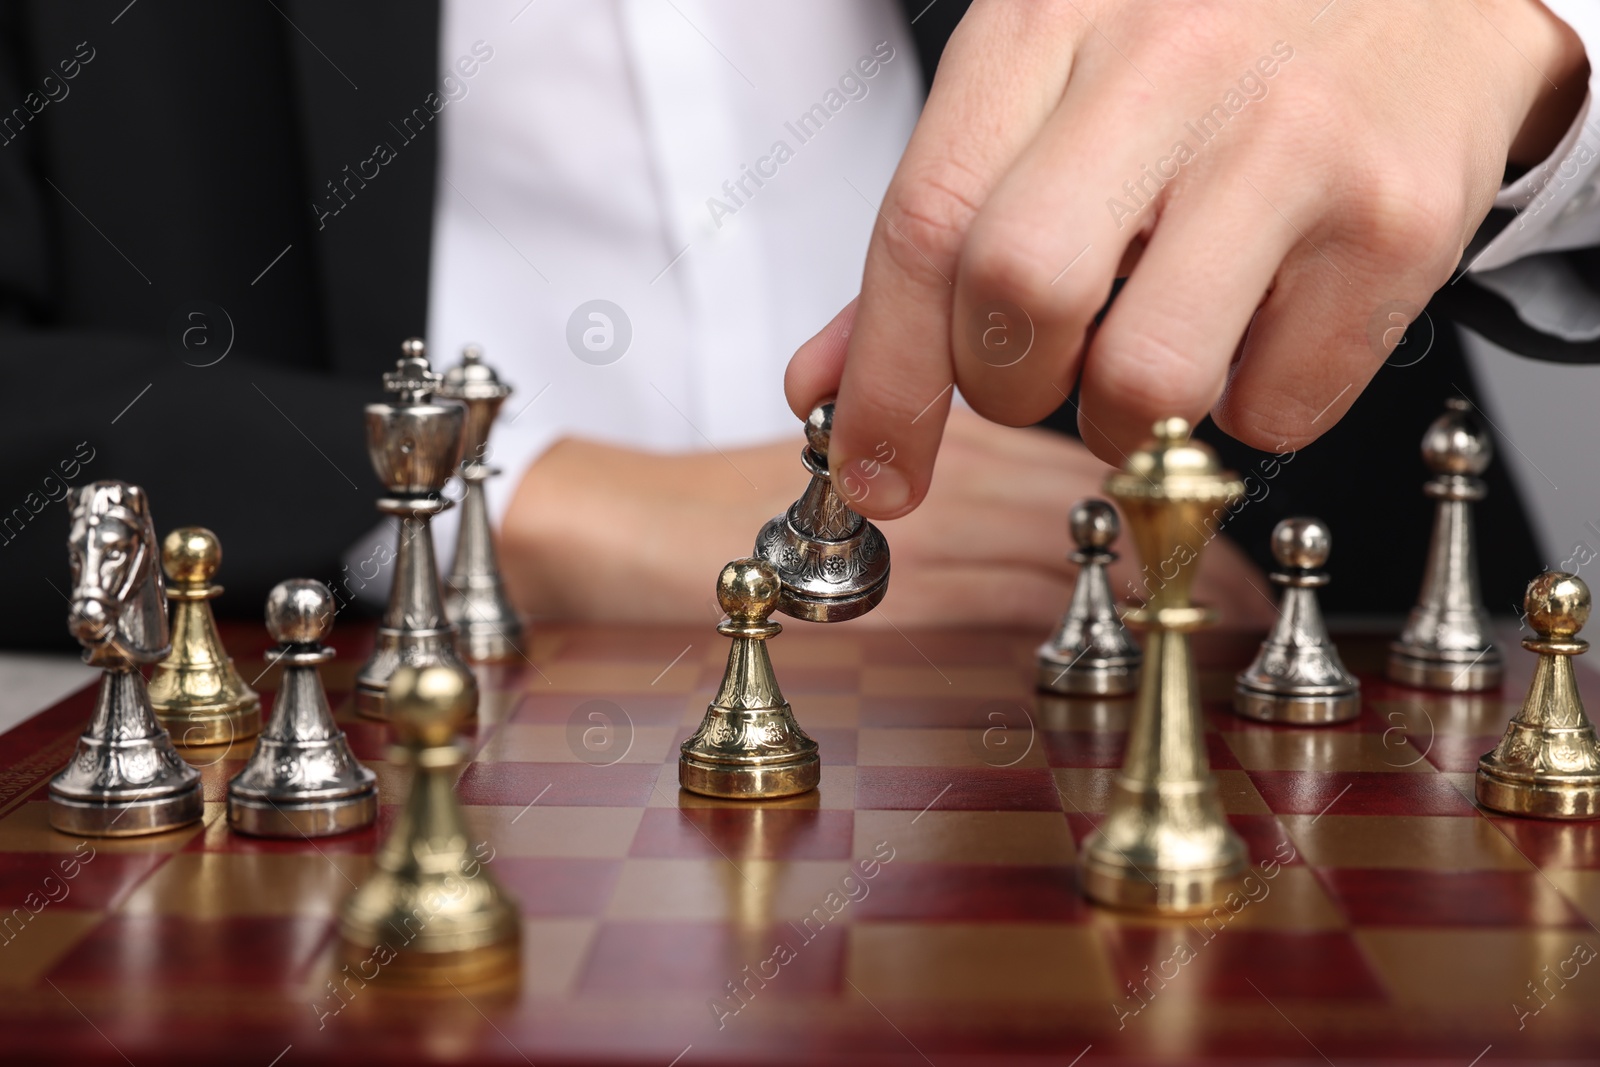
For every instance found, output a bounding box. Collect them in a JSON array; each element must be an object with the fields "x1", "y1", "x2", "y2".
[{"x1": 836, "y1": 457, "x2": 910, "y2": 515}]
